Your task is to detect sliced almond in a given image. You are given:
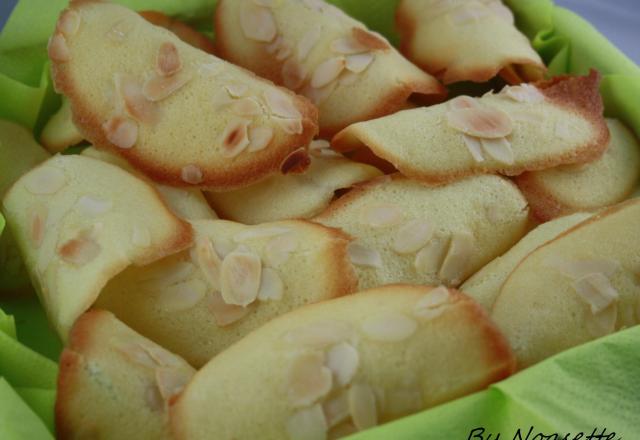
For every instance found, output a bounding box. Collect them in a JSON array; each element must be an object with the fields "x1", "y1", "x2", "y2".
[
  {"x1": 157, "y1": 42, "x2": 182, "y2": 76},
  {"x1": 24, "y1": 166, "x2": 66, "y2": 195},
  {"x1": 76, "y1": 195, "x2": 112, "y2": 216},
  {"x1": 48, "y1": 34, "x2": 70, "y2": 62},
  {"x1": 359, "y1": 203, "x2": 403, "y2": 228},
  {"x1": 103, "y1": 116, "x2": 138, "y2": 149},
  {"x1": 284, "y1": 321, "x2": 353, "y2": 349},
  {"x1": 304, "y1": 80, "x2": 337, "y2": 106},
  {"x1": 211, "y1": 88, "x2": 234, "y2": 109},
  {"x1": 331, "y1": 36, "x2": 368, "y2": 55},
  {"x1": 286, "y1": 405, "x2": 328, "y2": 440},
  {"x1": 29, "y1": 205, "x2": 47, "y2": 248},
  {"x1": 143, "y1": 344, "x2": 184, "y2": 369},
  {"x1": 220, "y1": 119, "x2": 251, "y2": 158},
  {"x1": 266, "y1": 35, "x2": 285, "y2": 54},
  {"x1": 586, "y1": 302, "x2": 617, "y2": 337},
  {"x1": 323, "y1": 394, "x2": 350, "y2": 428},
  {"x1": 240, "y1": 2, "x2": 277, "y2": 43},
  {"x1": 345, "y1": 53, "x2": 374, "y2": 74},
  {"x1": 115, "y1": 74, "x2": 158, "y2": 124},
  {"x1": 275, "y1": 117, "x2": 304, "y2": 135},
  {"x1": 325, "y1": 342, "x2": 359, "y2": 387},
  {"x1": 297, "y1": 26, "x2": 321, "y2": 61},
  {"x1": 193, "y1": 235, "x2": 222, "y2": 290},
  {"x1": 264, "y1": 89, "x2": 301, "y2": 119},
  {"x1": 257, "y1": 267, "x2": 284, "y2": 301},
  {"x1": 208, "y1": 290, "x2": 251, "y2": 327},
  {"x1": 572, "y1": 273, "x2": 619, "y2": 314},
  {"x1": 545, "y1": 256, "x2": 620, "y2": 280},
  {"x1": 447, "y1": 106, "x2": 513, "y2": 139},
  {"x1": 348, "y1": 383, "x2": 377, "y2": 430},
  {"x1": 351, "y1": 27, "x2": 389, "y2": 51},
  {"x1": 247, "y1": 126, "x2": 274, "y2": 152},
  {"x1": 275, "y1": 43, "x2": 293, "y2": 61},
  {"x1": 347, "y1": 242, "x2": 382, "y2": 269},
  {"x1": 220, "y1": 250, "x2": 262, "y2": 307},
  {"x1": 414, "y1": 286, "x2": 450, "y2": 320},
  {"x1": 233, "y1": 225, "x2": 290, "y2": 242},
  {"x1": 414, "y1": 237, "x2": 449, "y2": 275},
  {"x1": 156, "y1": 279, "x2": 206, "y2": 312},
  {"x1": 264, "y1": 232, "x2": 298, "y2": 268},
  {"x1": 463, "y1": 135, "x2": 485, "y2": 162},
  {"x1": 231, "y1": 97, "x2": 262, "y2": 117},
  {"x1": 392, "y1": 220, "x2": 433, "y2": 254},
  {"x1": 282, "y1": 58, "x2": 307, "y2": 90},
  {"x1": 181, "y1": 164, "x2": 203, "y2": 184},
  {"x1": 112, "y1": 341, "x2": 157, "y2": 369},
  {"x1": 504, "y1": 83, "x2": 544, "y2": 103},
  {"x1": 213, "y1": 238, "x2": 237, "y2": 259},
  {"x1": 288, "y1": 351, "x2": 333, "y2": 407},
  {"x1": 439, "y1": 231, "x2": 474, "y2": 286},
  {"x1": 57, "y1": 10, "x2": 80, "y2": 37},
  {"x1": 145, "y1": 384, "x2": 164, "y2": 412},
  {"x1": 481, "y1": 137, "x2": 514, "y2": 165},
  {"x1": 58, "y1": 233, "x2": 101, "y2": 266},
  {"x1": 142, "y1": 73, "x2": 191, "y2": 102},
  {"x1": 155, "y1": 367, "x2": 191, "y2": 402},
  {"x1": 225, "y1": 83, "x2": 249, "y2": 98},
  {"x1": 311, "y1": 57, "x2": 346, "y2": 89},
  {"x1": 448, "y1": 95, "x2": 479, "y2": 110},
  {"x1": 361, "y1": 312, "x2": 417, "y2": 342}
]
